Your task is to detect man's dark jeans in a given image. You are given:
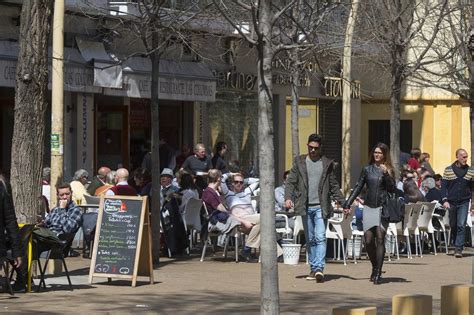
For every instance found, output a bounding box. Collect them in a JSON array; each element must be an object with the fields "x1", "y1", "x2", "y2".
[{"x1": 449, "y1": 201, "x2": 469, "y2": 250}]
